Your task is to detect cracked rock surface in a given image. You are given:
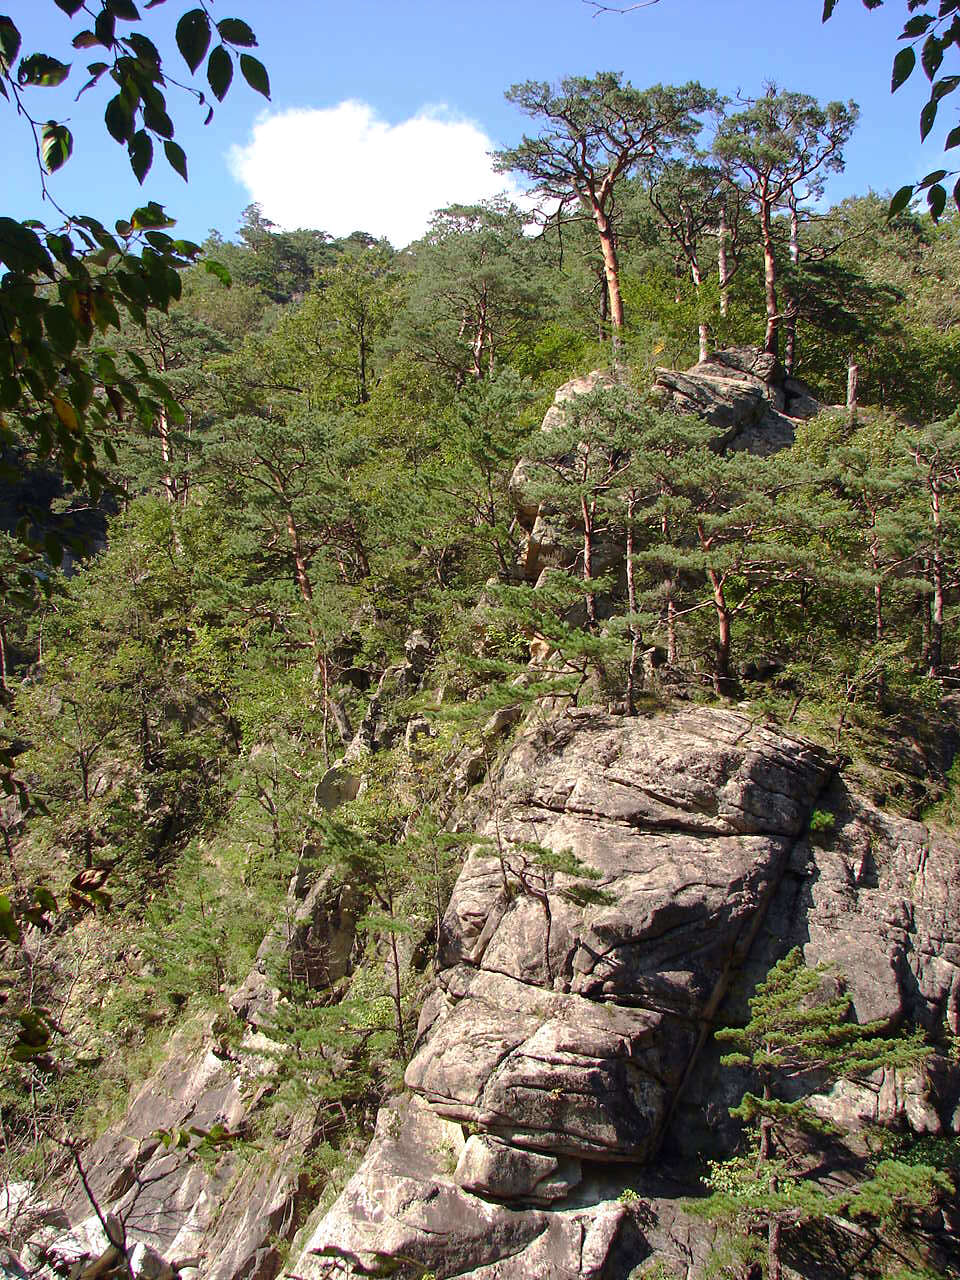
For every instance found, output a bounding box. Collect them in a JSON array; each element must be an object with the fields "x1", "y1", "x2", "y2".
[
  {"x1": 301, "y1": 708, "x2": 850, "y2": 1277},
  {"x1": 652, "y1": 346, "x2": 819, "y2": 455}
]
